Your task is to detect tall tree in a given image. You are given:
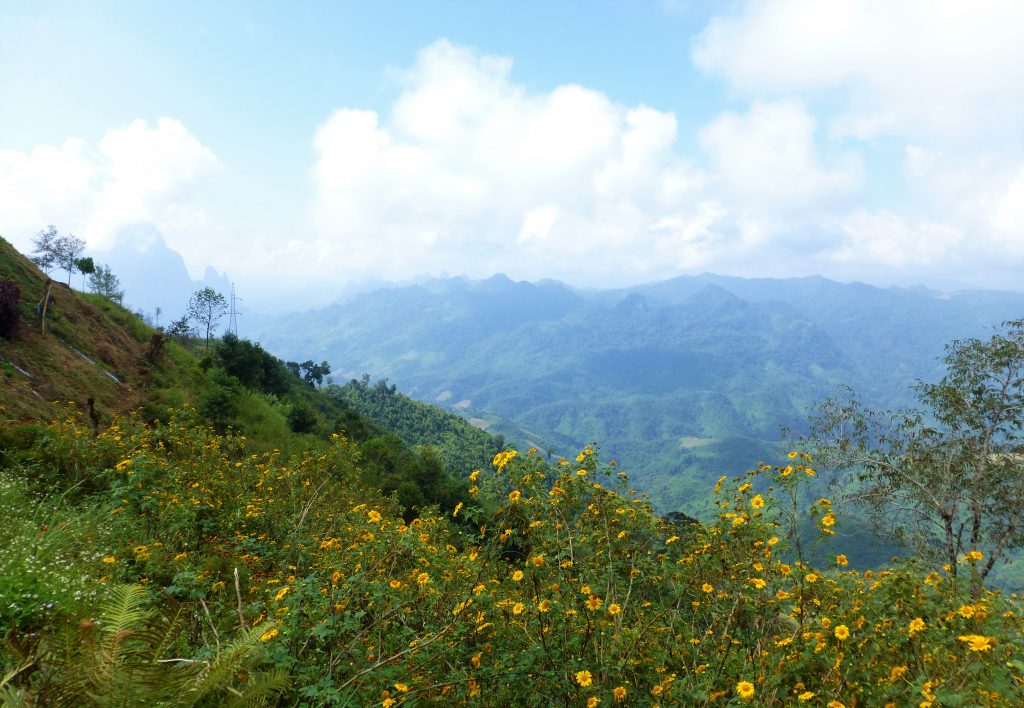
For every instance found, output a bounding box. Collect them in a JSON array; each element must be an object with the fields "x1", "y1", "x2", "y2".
[
  {"x1": 187, "y1": 287, "x2": 228, "y2": 352},
  {"x1": 808, "y1": 320, "x2": 1024, "y2": 583},
  {"x1": 55, "y1": 234, "x2": 86, "y2": 284},
  {"x1": 30, "y1": 225, "x2": 60, "y2": 274},
  {"x1": 88, "y1": 264, "x2": 124, "y2": 304}
]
